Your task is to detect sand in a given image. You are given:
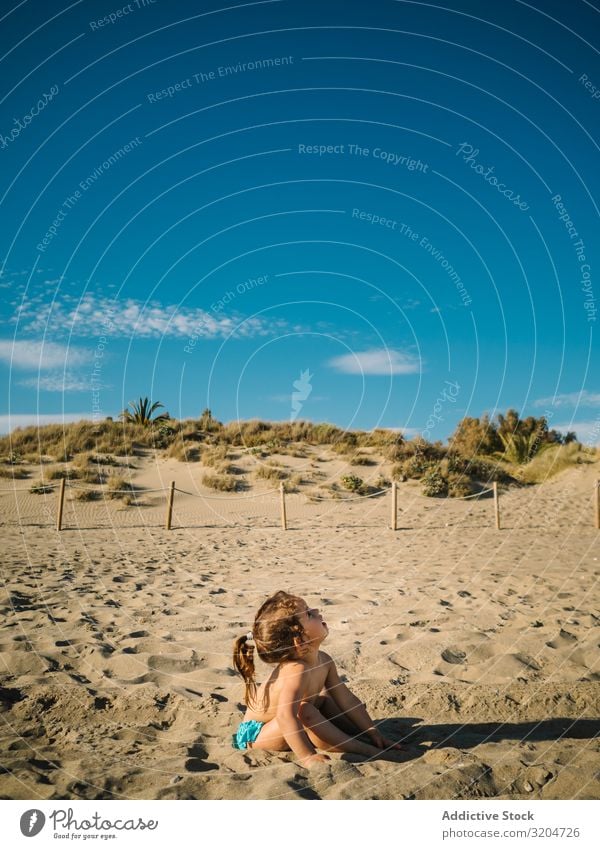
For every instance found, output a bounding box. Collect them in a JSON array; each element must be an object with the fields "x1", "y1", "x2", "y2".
[{"x1": 0, "y1": 452, "x2": 599, "y2": 800}]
